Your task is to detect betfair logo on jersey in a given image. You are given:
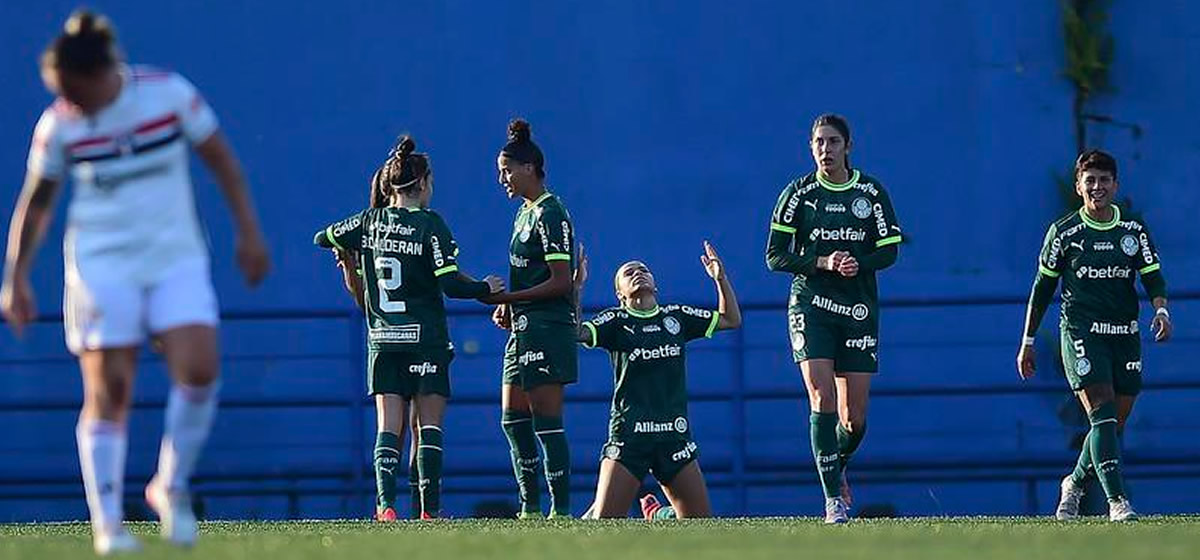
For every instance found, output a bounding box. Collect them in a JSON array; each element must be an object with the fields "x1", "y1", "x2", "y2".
[
  {"x1": 1077, "y1": 266, "x2": 1131, "y2": 279},
  {"x1": 510, "y1": 254, "x2": 530, "y2": 268},
  {"x1": 408, "y1": 362, "x2": 439, "y2": 376},
  {"x1": 371, "y1": 222, "x2": 416, "y2": 236},
  {"x1": 845, "y1": 335, "x2": 878, "y2": 351},
  {"x1": 1090, "y1": 321, "x2": 1139, "y2": 335},
  {"x1": 809, "y1": 228, "x2": 867, "y2": 242},
  {"x1": 671, "y1": 441, "x2": 698, "y2": 462},
  {"x1": 518, "y1": 350, "x2": 545, "y2": 366},
  {"x1": 629, "y1": 344, "x2": 683, "y2": 362},
  {"x1": 824, "y1": 203, "x2": 846, "y2": 213},
  {"x1": 332, "y1": 216, "x2": 363, "y2": 238},
  {"x1": 634, "y1": 416, "x2": 689, "y2": 434},
  {"x1": 811, "y1": 295, "x2": 870, "y2": 321},
  {"x1": 1126, "y1": 361, "x2": 1142, "y2": 373}
]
